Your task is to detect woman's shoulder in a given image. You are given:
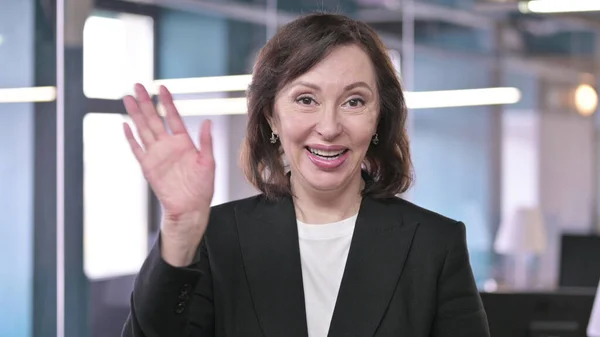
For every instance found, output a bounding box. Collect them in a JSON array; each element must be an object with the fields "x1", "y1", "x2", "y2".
[
  {"x1": 207, "y1": 193, "x2": 286, "y2": 225},
  {"x1": 203, "y1": 194, "x2": 267, "y2": 238},
  {"x1": 384, "y1": 196, "x2": 464, "y2": 237},
  {"x1": 380, "y1": 197, "x2": 468, "y2": 261},
  {"x1": 208, "y1": 194, "x2": 267, "y2": 220},
  {"x1": 210, "y1": 193, "x2": 264, "y2": 210}
]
